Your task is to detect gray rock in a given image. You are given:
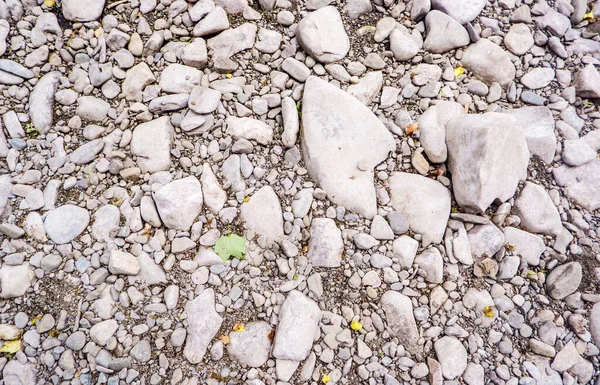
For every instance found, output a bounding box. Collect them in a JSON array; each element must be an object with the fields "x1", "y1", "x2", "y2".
[
  {"x1": 138, "y1": 253, "x2": 167, "y2": 285},
  {"x1": 389, "y1": 28, "x2": 420, "y2": 62},
  {"x1": 380, "y1": 291, "x2": 420, "y2": 354},
  {"x1": 414, "y1": 248, "x2": 443, "y2": 283},
  {"x1": 181, "y1": 39, "x2": 208, "y2": 68},
  {"x1": 282, "y1": 97, "x2": 300, "y2": 147},
  {"x1": 553, "y1": 159, "x2": 600, "y2": 210},
  {"x1": 461, "y1": 39, "x2": 516, "y2": 86},
  {"x1": 66, "y1": 331, "x2": 86, "y2": 351},
  {"x1": 424, "y1": 11, "x2": 470, "y2": 53},
  {"x1": 546, "y1": 262, "x2": 582, "y2": 300},
  {"x1": 468, "y1": 224, "x2": 504, "y2": 258},
  {"x1": 590, "y1": 302, "x2": 600, "y2": 349},
  {"x1": 434, "y1": 336, "x2": 467, "y2": 379},
  {"x1": 521, "y1": 68, "x2": 555, "y2": 89},
  {"x1": 184, "y1": 289, "x2": 223, "y2": 364},
  {"x1": 240, "y1": 186, "x2": 284, "y2": 240},
  {"x1": 370, "y1": 215, "x2": 394, "y2": 240},
  {"x1": 45, "y1": 205, "x2": 90, "y2": 244},
  {"x1": 346, "y1": 71, "x2": 383, "y2": 105},
  {"x1": 431, "y1": 0, "x2": 486, "y2": 23},
  {"x1": 193, "y1": 7, "x2": 229, "y2": 36},
  {"x1": 76, "y1": 96, "x2": 110, "y2": 122},
  {"x1": 109, "y1": 250, "x2": 140, "y2": 275},
  {"x1": 504, "y1": 23, "x2": 534, "y2": 55},
  {"x1": 159, "y1": 64, "x2": 201, "y2": 94},
  {"x1": 418, "y1": 101, "x2": 465, "y2": 163},
  {"x1": 296, "y1": 6, "x2": 349, "y2": 63},
  {"x1": 505, "y1": 106, "x2": 556, "y2": 164},
  {"x1": 200, "y1": 163, "x2": 226, "y2": 214},
  {"x1": 308, "y1": 218, "x2": 343, "y2": 267},
  {"x1": 92, "y1": 205, "x2": 120, "y2": 242},
  {"x1": 344, "y1": 0, "x2": 372, "y2": 18},
  {"x1": 535, "y1": 9, "x2": 570, "y2": 37},
  {"x1": 90, "y1": 319, "x2": 118, "y2": 346},
  {"x1": 515, "y1": 182, "x2": 562, "y2": 236},
  {"x1": 281, "y1": 57, "x2": 311, "y2": 82},
  {"x1": 0, "y1": 263, "x2": 34, "y2": 298},
  {"x1": 388, "y1": 172, "x2": 450, "y2": 245},
  {"x1": 131, "y1": 340, "x2": 151, "y2": 362},
  {"x1": 504, "y1": 227, "x2": 545, "y2": 265},
  {"x1": 153, "y1": 177, "x2": 203, "y2": 231},
  {"x1": 214, "y1": 0, "x2": 247, "y2": 13},
  {"x1": 273, "y1": 290, "x2": 321, "y2": 361},
  {"x1": 2, "y1": 361, "x2": 36, "y2": 385},
  {"x1": 69, "y1": 139, "x2": 104, "y2": 165},
  {"x1": 562, "y1": 138, "x2": 597, "y2": 167},
  {"x1": 301, "y1": 76, "x2": 395, "y2": 218},
  {"x1": 122, "y1": 63, "x2": 156, "y2": 101},
  {"x1": 446, "y1": 112, "x2": 529, "y2": 212},
  {"x1": 148, "y1": 94, "x2": 189, "y2": 113},
  {"x1": 207, "y1": 23, "x2": 257, "y2": 59},
  {"x1": 227, "y1": 321, "x2": 272, "y2": 367},
  {"x1": 131, "y1": 117, "x2": 173, "y2": 173},
  {"x1": 226, "y1": 117, "x2": 273, "y2": 145},
  {"x1": 255, "y1": 28, "x2": 282, "y2": 53},
  {"x1": 62, "y1": 0, "x2": 105, "y2": 21},
  {"x1": 573, "y1": 64, "x2": 600, "y2": 99},
  {"x1": 29, "y1": 71, "x2": 60, "y2": 134}
]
